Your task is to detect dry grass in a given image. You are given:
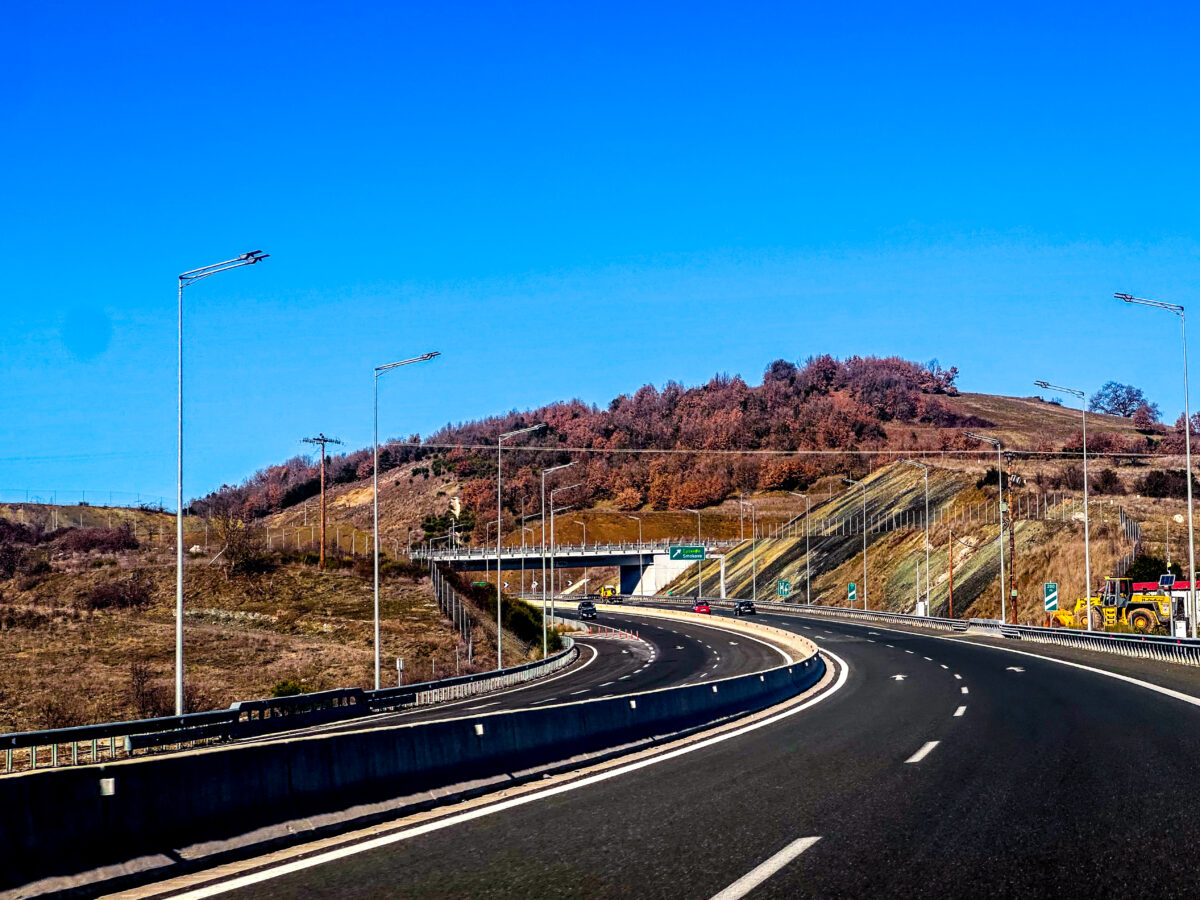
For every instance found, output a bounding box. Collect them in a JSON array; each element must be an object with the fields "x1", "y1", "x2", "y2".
[{"x1": 0, "y1": 549, "x2": 470, "y2": 733}]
